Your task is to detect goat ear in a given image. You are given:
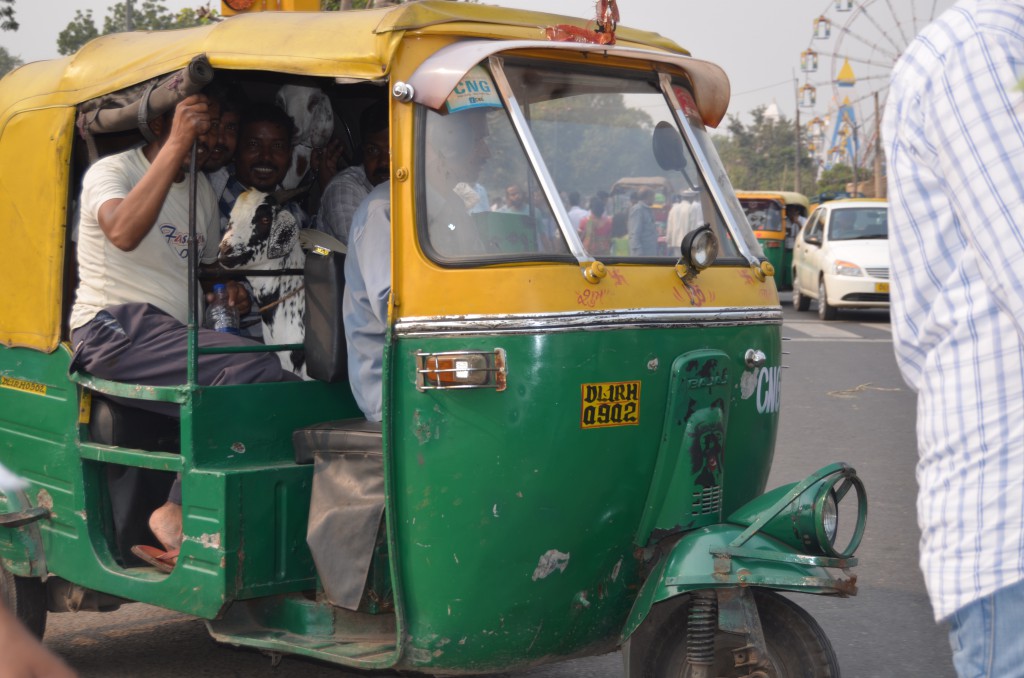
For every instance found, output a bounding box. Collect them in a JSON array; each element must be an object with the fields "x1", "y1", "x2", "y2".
[{"x1": 267, "y1": 211, "x2": 299, "y2": 260}]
